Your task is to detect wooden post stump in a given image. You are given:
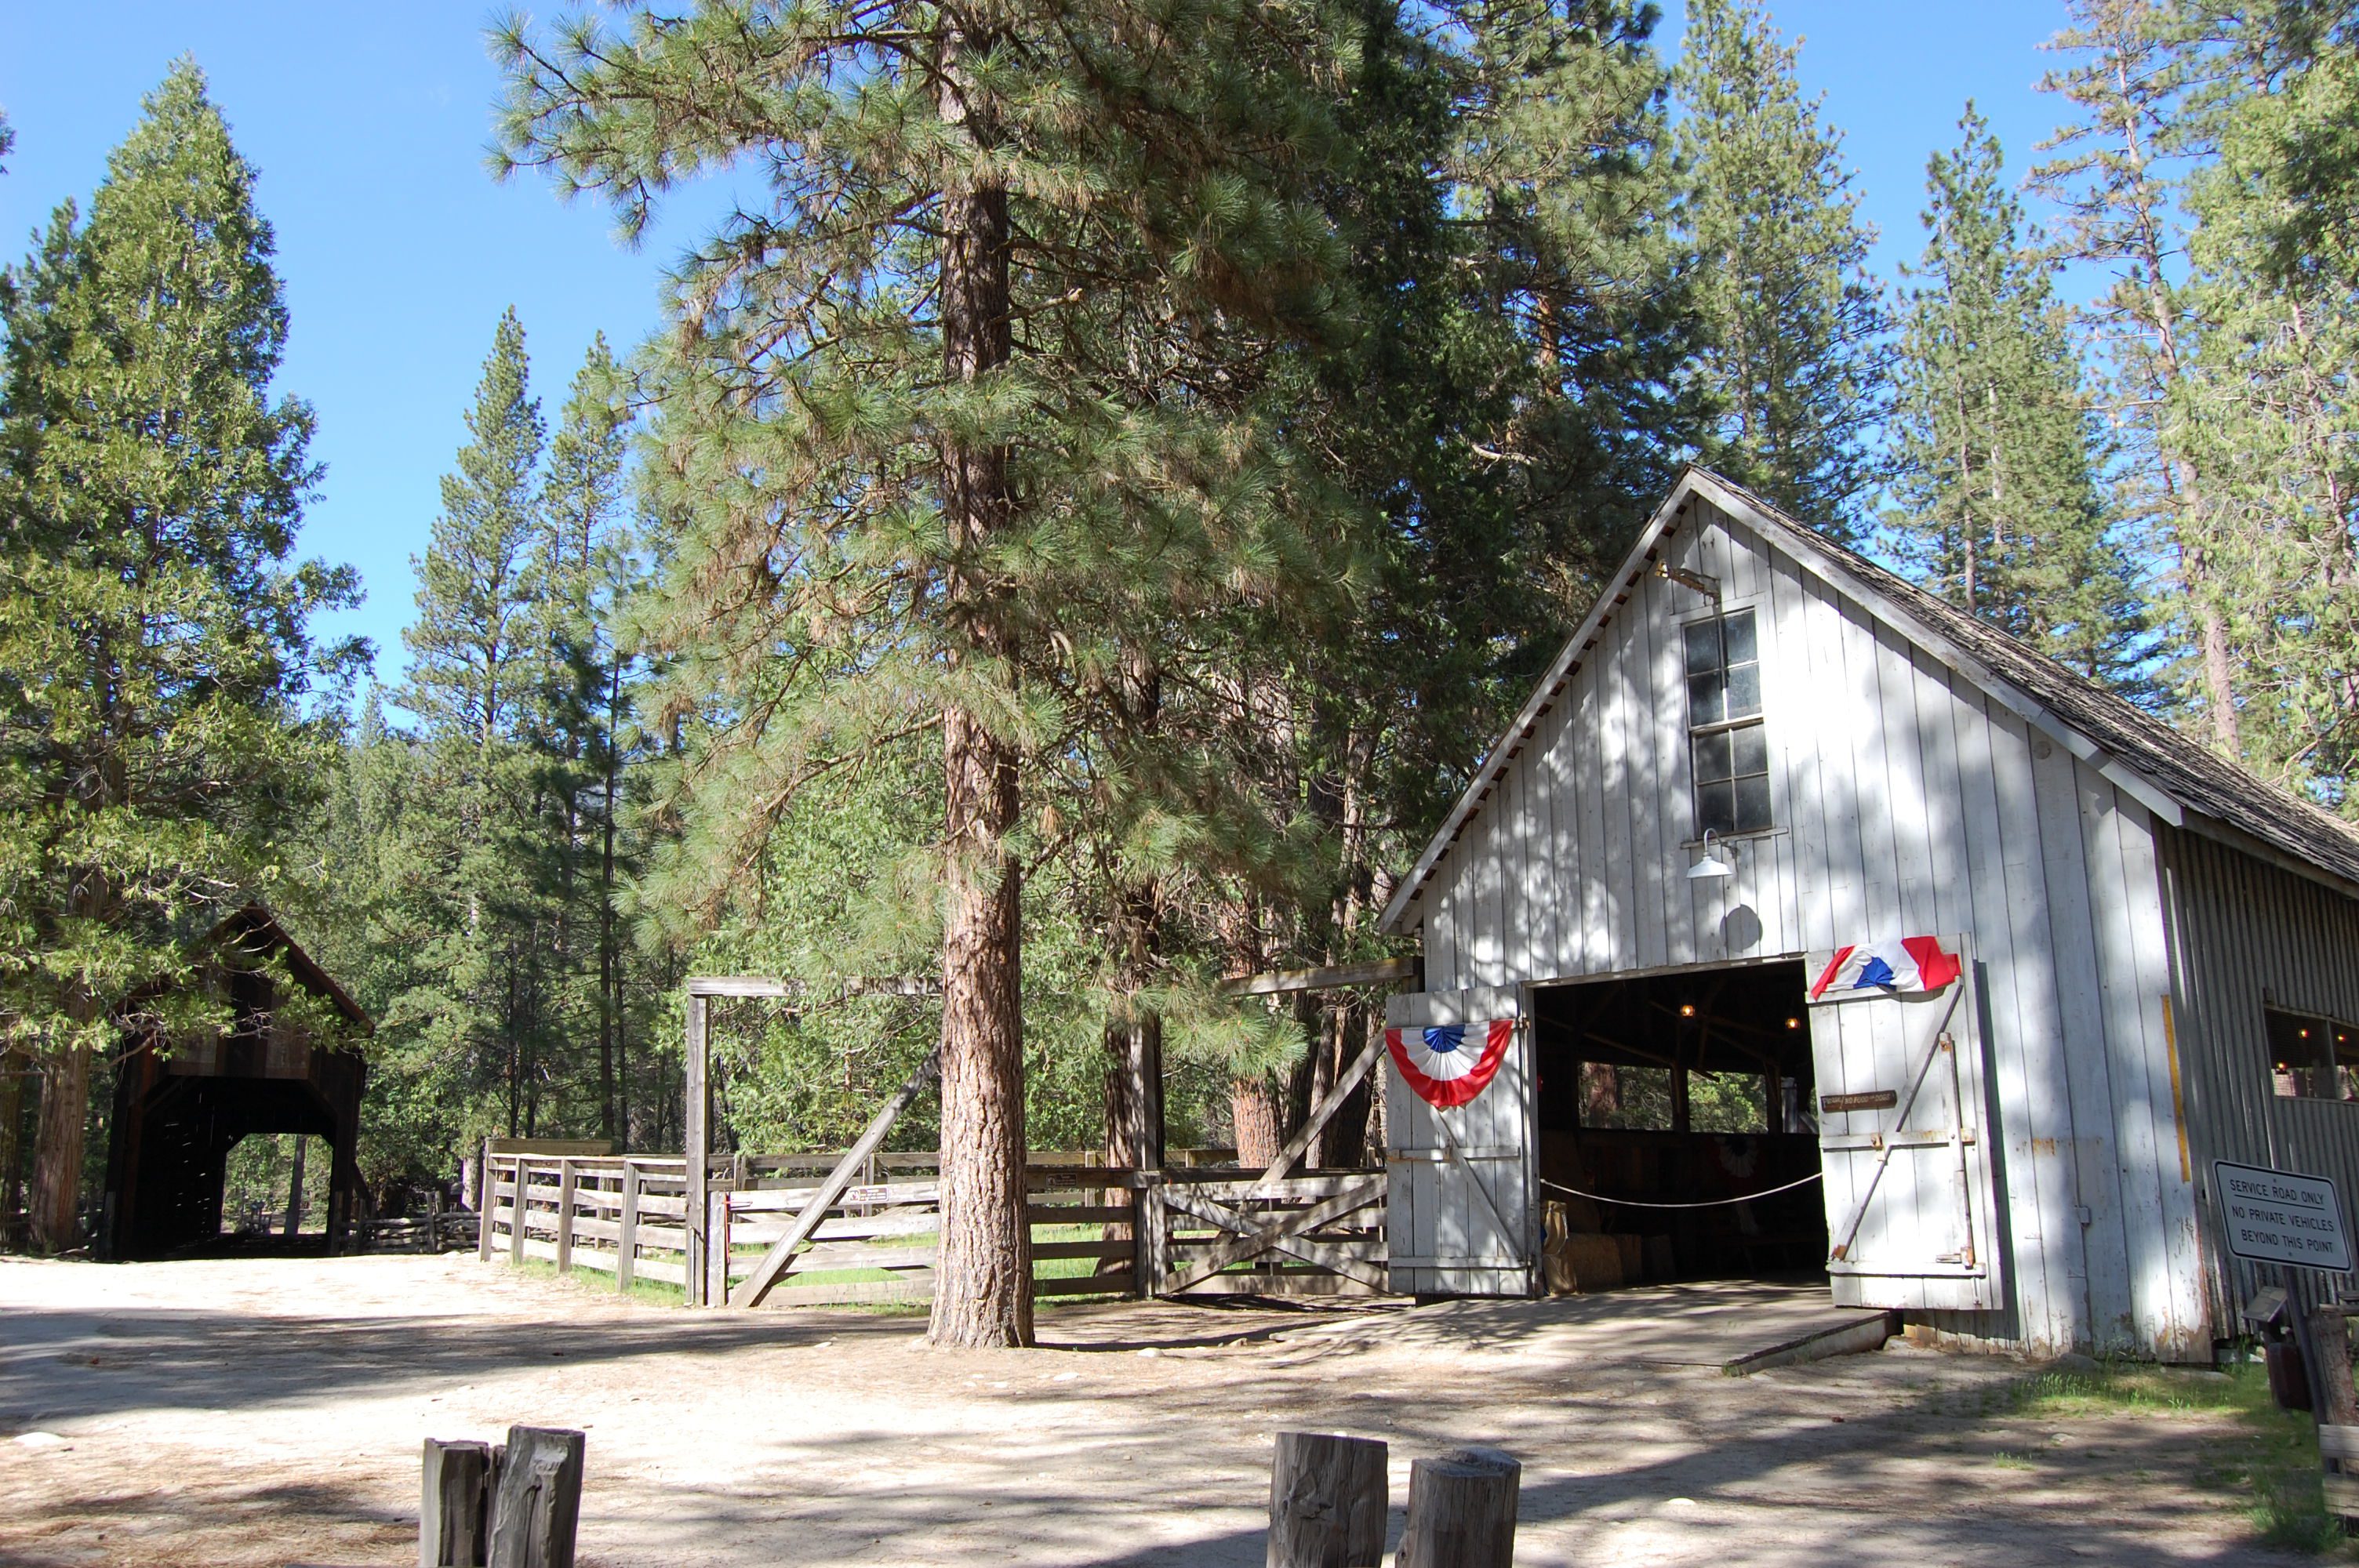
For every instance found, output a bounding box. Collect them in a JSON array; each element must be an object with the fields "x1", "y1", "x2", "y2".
[
  {"x1": 1398, "y1": 1446, "x2": 1518, "y2": 1568},
  {"x1": 1267, "y1": 1432, "x2": 1387, "y2": 1568},
  {"x1": 487, "y1": 1425, "x2": 585, "y2": 1568},
  {"x1": 420, "y1": 1439, "x2": 493, "y2": 1568}
]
